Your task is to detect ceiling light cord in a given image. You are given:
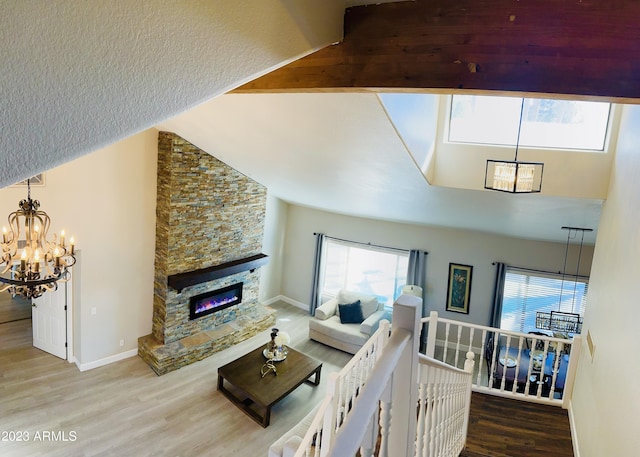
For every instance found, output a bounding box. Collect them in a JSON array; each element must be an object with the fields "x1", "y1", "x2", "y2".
[
  {"x1": 513, "y1": 98, "x2": 525, "y2": 162},
  {"x1": 571, "y1": 229, "x2": 586, "y2": 314},
  {"x1": 557, "y1": 228, "x2": 572, "y2": 312}
]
